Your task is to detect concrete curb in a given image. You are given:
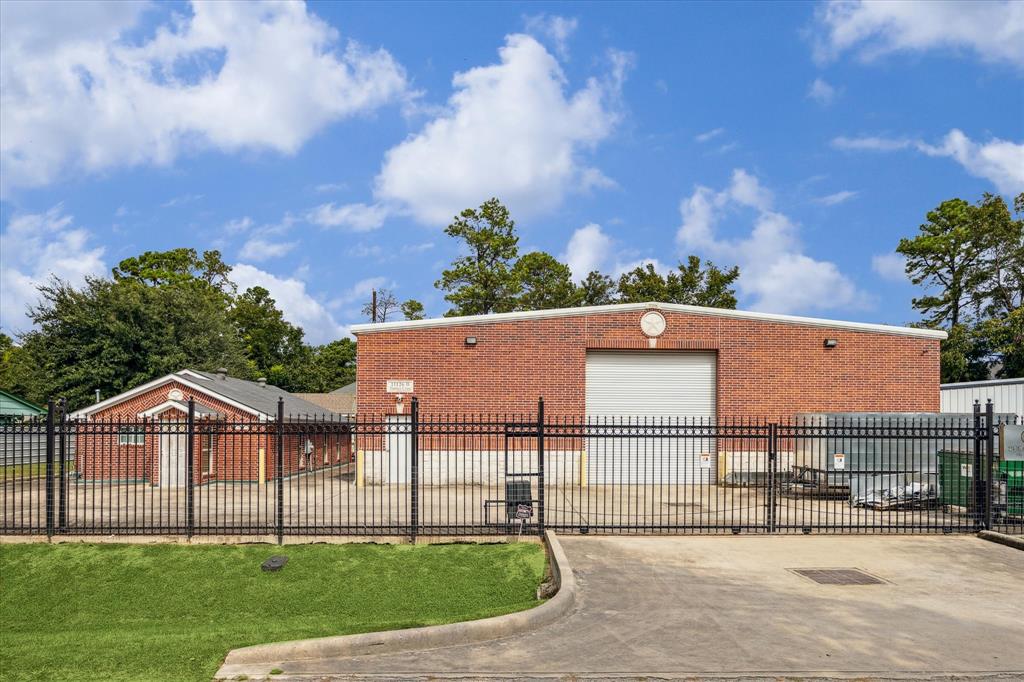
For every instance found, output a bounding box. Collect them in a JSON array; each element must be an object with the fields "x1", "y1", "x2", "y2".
[
  {"x1": 978, "y1": 530, "x2": 1024, "y2": 551},
  {"x1": 215, "y1": 531, "x2": 575, "y2": 678}
]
